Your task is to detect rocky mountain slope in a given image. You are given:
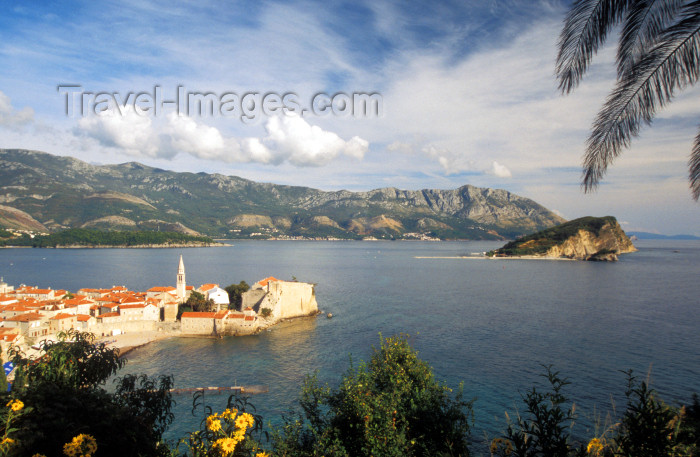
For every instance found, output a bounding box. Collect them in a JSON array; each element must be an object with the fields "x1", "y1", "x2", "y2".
[
  {"x1": 0, "y1": 149, "x2": 566, "y2": 240},
  {"x1": 489, "y1": 216, "x2": 637, "y2": 260}
]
